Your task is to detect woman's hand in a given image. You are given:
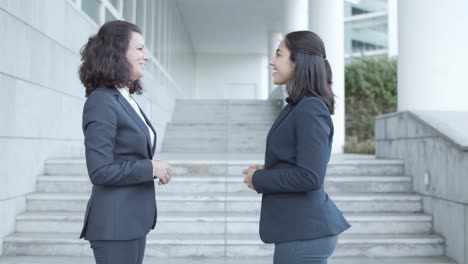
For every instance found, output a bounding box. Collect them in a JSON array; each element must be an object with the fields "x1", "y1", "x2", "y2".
[
  {"x1": 242, "y1": 164, "x2": 264, "y2": 190},
  {"x1": 151, "y1": 160, "x2": 172, "y2": 185}
]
